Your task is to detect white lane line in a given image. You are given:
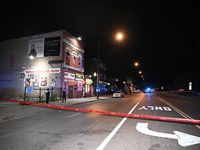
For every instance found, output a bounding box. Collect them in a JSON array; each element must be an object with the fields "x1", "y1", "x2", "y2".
[
  {"x1": 67, "y1": 112, "x2": 82, "y2": 118},
  {"x1": 96, "y1": 101, "x2": 140, "y2": 150}
]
